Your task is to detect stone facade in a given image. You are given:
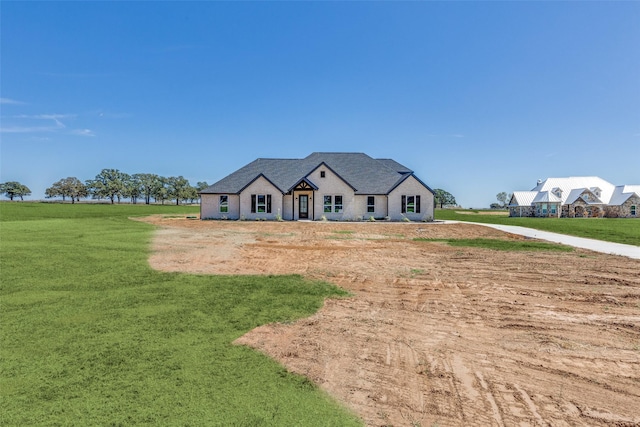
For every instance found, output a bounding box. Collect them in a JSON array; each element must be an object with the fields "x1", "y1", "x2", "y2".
[
  {"x1": 509, "y1": 206, "x2": 534, "y2": 217},
  {"x1": 510, "y1": 179, "x2": 639, "y2": 219},
  {"x1": 604, "y1": 194, "x2": 640, "y2": 218}
]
